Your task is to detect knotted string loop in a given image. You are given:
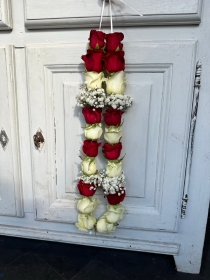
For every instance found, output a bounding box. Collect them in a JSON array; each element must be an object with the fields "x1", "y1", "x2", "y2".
[{"x1": 99, "y1": 0, "x2": 143, "y2": 33}]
